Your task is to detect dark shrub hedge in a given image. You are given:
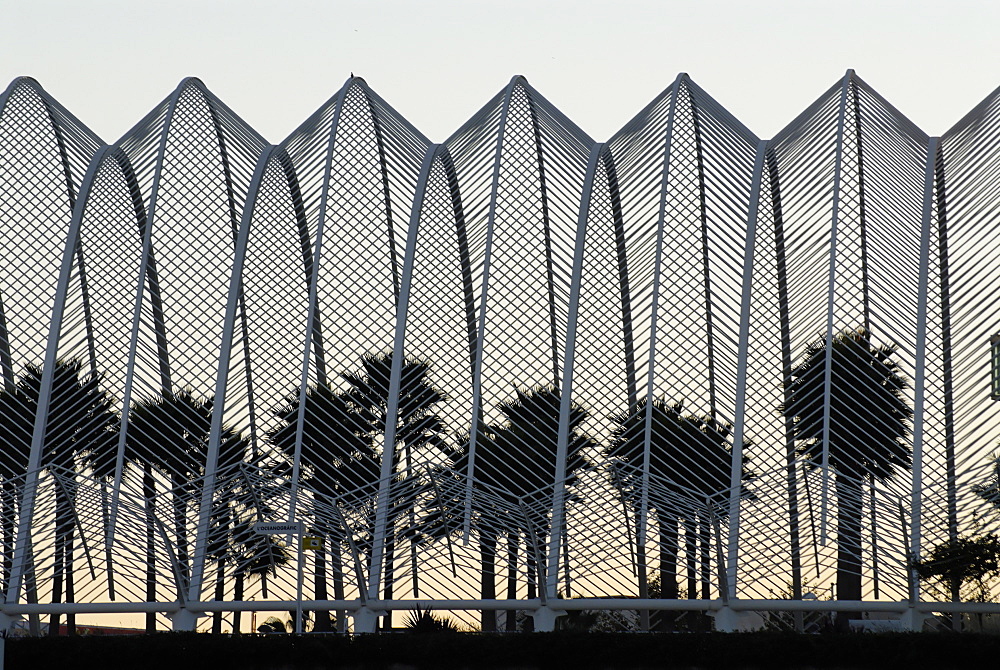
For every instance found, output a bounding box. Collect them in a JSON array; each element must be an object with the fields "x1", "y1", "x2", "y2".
[{"x1": 7, "y1": 631, "x2": 1000, "y2": 670}]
